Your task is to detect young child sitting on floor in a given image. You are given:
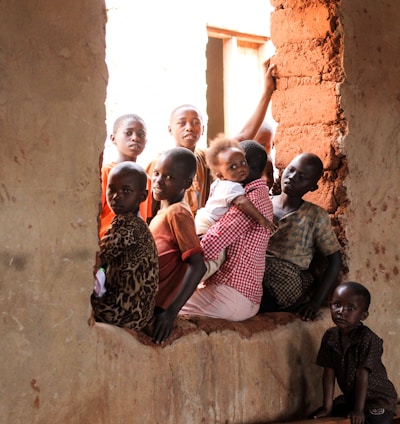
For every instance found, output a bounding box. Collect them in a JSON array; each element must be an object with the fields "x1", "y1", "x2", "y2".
[
  {"x1": 195, "y1": 136, "x2": 276, "y2": 278},
  {"x1": 91, "y1": 161, "x2": 158, "y2": 331},
  {"x1": 312, "y1": 282, "x2": 398, "y2": 424}
]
